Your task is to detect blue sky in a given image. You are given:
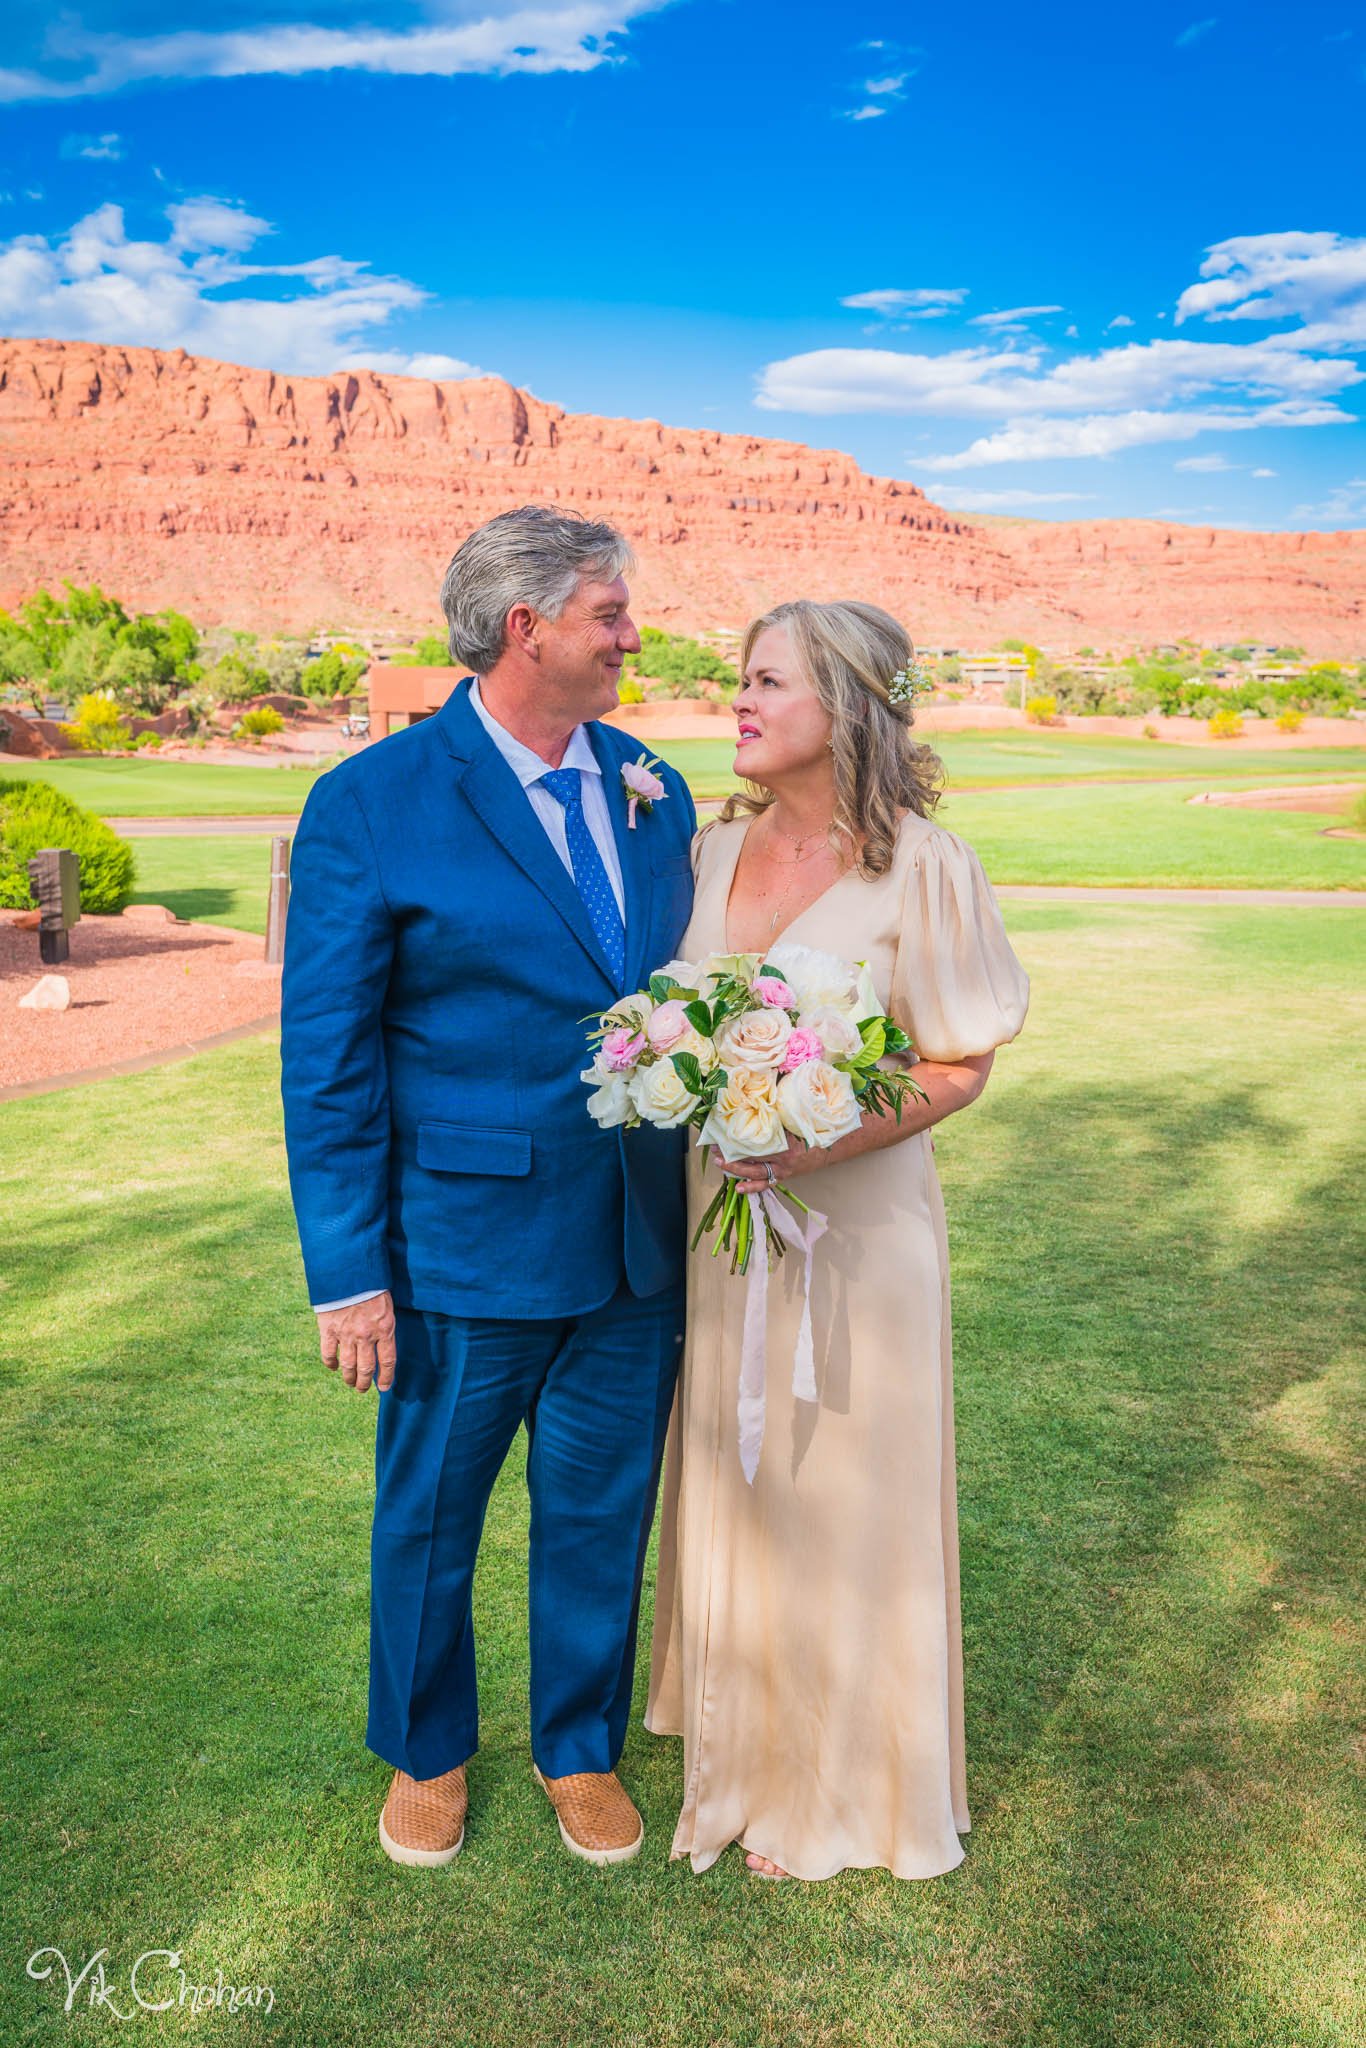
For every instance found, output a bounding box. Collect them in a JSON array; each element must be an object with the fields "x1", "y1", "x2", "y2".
[{"x1": 1, "y1": 0, "x2": 1363, "y2": 530}]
